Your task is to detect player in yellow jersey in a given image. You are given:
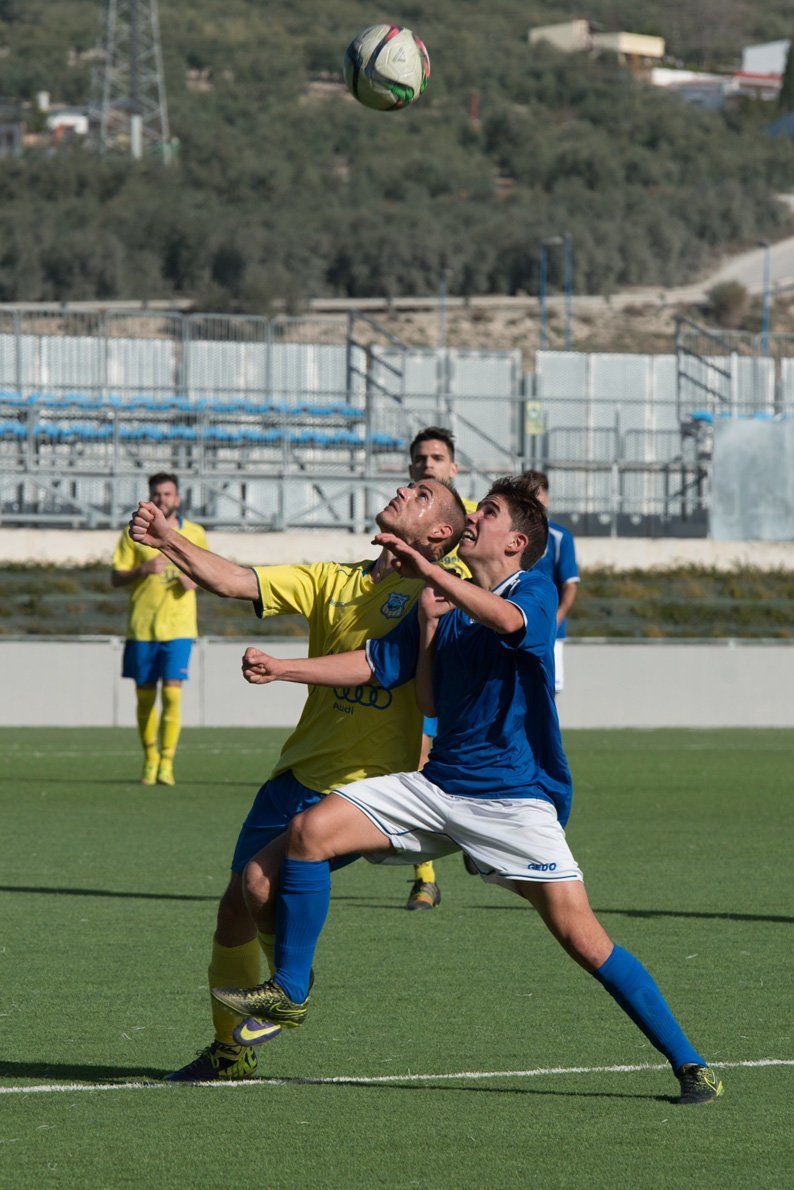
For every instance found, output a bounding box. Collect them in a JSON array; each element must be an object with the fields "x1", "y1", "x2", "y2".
[
  {"x1": 127, "y1": 477, "x2": 467, "y2": 1081},
  {"x1": 405, "y1": 427, "x2": 479, "y2": 910},
  {"x1": 111, "y1": 472, "x2": 207, "y2": 787}
]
